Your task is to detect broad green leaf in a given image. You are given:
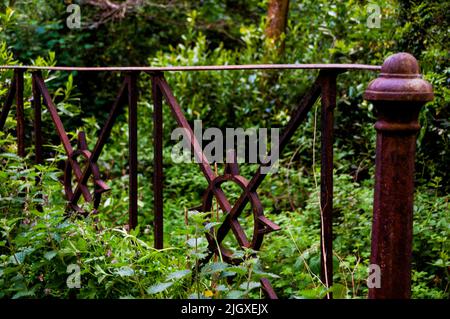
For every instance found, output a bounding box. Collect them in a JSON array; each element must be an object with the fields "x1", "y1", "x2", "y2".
[
  {"x1": 203, "y1": 222, "x2": 221, "y2": 231},
  {"x1": 239, "y1": 281, "x2": 261, "y2": 291},
  {"x1": 44, "y1": 250, "x2": 57, "y2": 261},
  {"x1": 12, "y1": 290, "x2": 35, "y2": 299},
  {"x1": 115, "y1": 266, "x2": 135, "y2": 277},
  {"x1": 215, "y1": 284, "x2": 228, "y2": 292},
  {"x1": 186, "y1": 237, "x2": 205, "y2": 247},
  {"x1": 0, "y1": 153, "x2": 21, "y2": 160},
  {"x1": 166, "y1": 269, "x2": 191, "y2": 281},
  {"x1": 330, "y1": 284, "x2": 348, "y2": 299},
  {"x1": 226, "y1": 290, "x2": 244, "y2": 299},
  {"x1": 200, "y1": 262, "x2": 228, "y2": 275},
  {"x1": 224, "y1": 265, "x2": 247, "y2": 275},
  {"x1": 94, "y1": 264, "x2": 107, "y2": 276},
  {"x1": 146, "y1": 282, "x2": 173, "y2": 295},
  {"x1": 252, "y1": 269, "x2": 280, "y2": 279},
  {"x1": 9, "y1": 247, "x2": 34, "y2": 265}
]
